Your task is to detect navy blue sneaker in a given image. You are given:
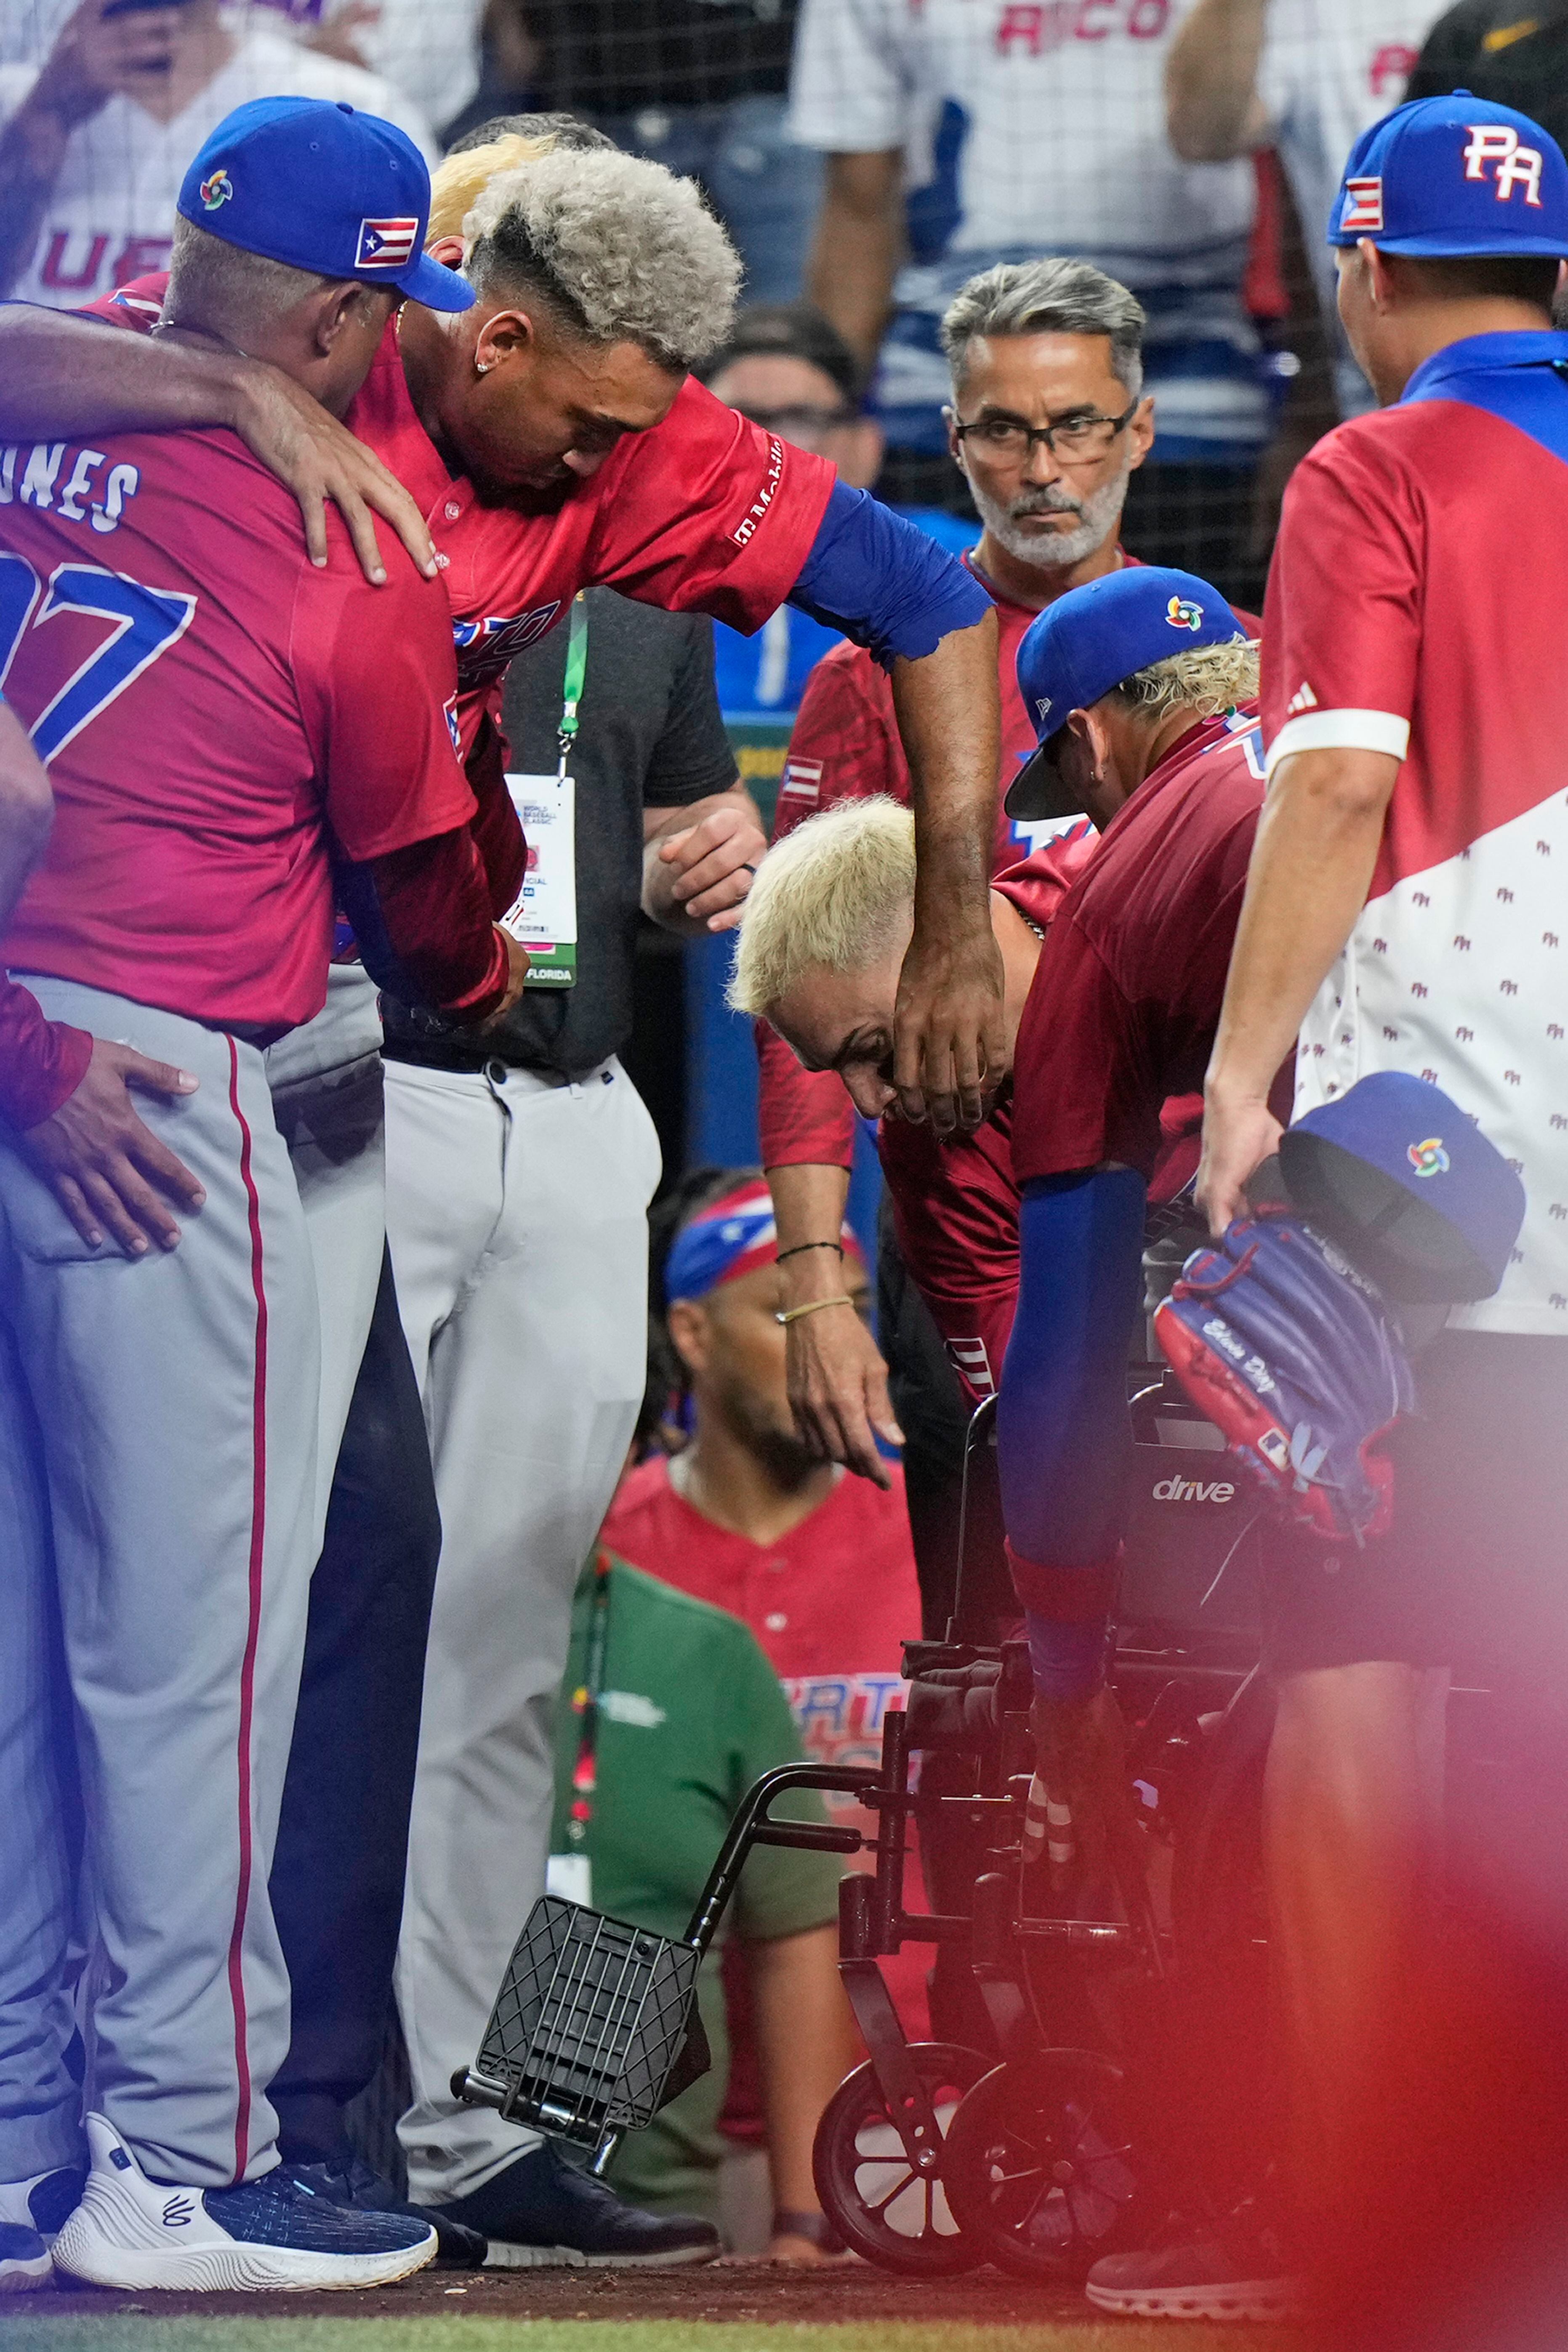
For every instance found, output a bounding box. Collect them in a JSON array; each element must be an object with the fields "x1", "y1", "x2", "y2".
[
  {"x1": 0, "y1": 2164, "x2": 84, "y2": 2291},
  {"x1": 434, "y1": 2141, "x2": 719, "y2": 2269},
  {"x1": 290, "y1": 2150, "x2": 486, "y2": 2270},
  {"x1": 50, "y1": 2113, "x2": 437, "y2": 2291}
]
